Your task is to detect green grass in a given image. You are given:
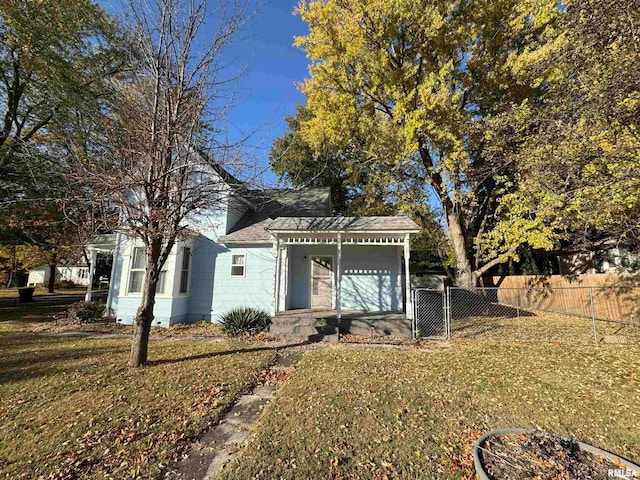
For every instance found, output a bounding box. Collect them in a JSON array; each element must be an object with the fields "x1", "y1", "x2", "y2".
[
  {"x1": 0, "y1": 299, "x2": 77, "y2": 326},
  {"x1": 221, "y1": 342, "x2": 640, "y2": 479},
  {"x1": 3, "y1": 300, "x2": 639, "y2": 479},
  {"x1": 0, "y1": 331, "x2": 276, "y2": 479}
]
